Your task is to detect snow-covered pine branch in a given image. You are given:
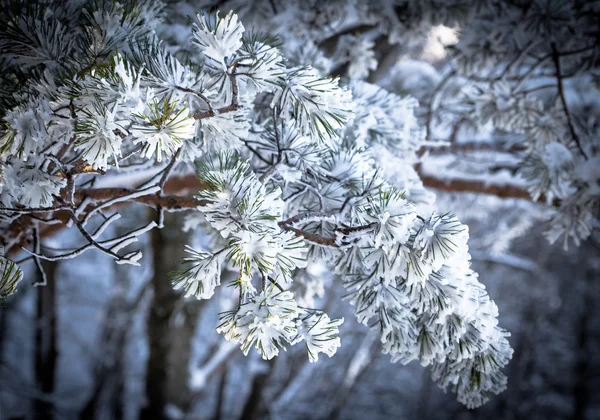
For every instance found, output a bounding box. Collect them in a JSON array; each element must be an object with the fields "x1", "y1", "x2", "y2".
[
  {"x1": 0, "y1": 2, "x2": 513, "y2": 408},
  {"x1": 181, "y1": 0, "x2": 598, "y2": 250}
]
